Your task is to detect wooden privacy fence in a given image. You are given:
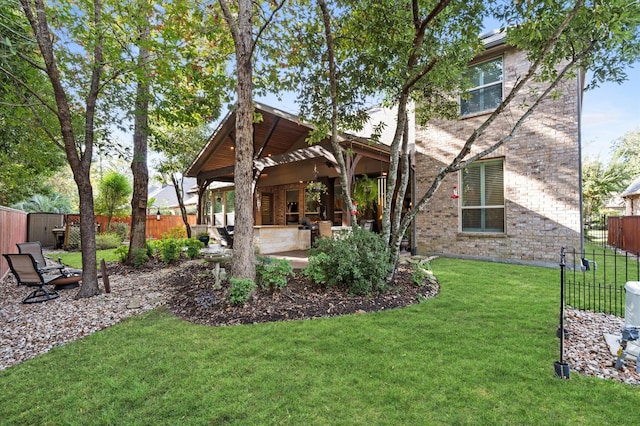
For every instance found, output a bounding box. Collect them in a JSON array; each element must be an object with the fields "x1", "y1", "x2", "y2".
[
  {"x1": 66, "y1": 214, "x2": 197, "y2": 244},
  {"x1": 608, "y1": 216, "x2": 640, "y2": 254},
  {"x1": 0, "y1": 207, "x2": 28, "y2": 280}
]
